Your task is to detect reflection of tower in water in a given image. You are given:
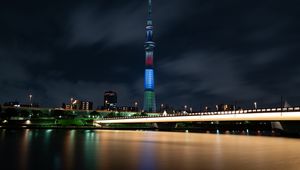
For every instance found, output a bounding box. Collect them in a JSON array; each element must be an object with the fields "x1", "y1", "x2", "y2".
[{"x1": 143, "y1": 0, "x2": 156, "y2": 112}]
